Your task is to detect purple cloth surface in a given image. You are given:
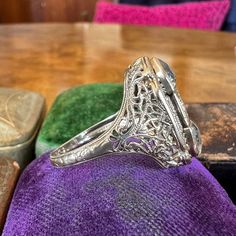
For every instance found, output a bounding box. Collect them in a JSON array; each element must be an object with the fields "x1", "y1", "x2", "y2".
[{"x1": 3, "y1": 152, "x2": 236, "y2": 235}]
